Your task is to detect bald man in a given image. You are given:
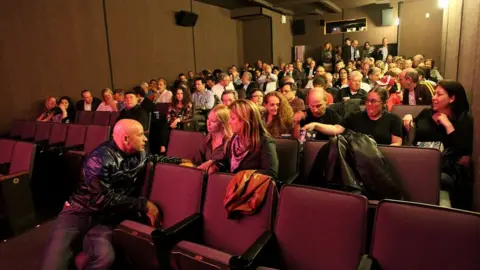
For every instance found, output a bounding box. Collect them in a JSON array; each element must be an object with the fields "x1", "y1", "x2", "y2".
[
  {"x1": 42, "y1": 119, "x2": 159, "y2": 270},
  {"x1": 294, "y1": 88, "x2": 341, "y2": 141}
]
